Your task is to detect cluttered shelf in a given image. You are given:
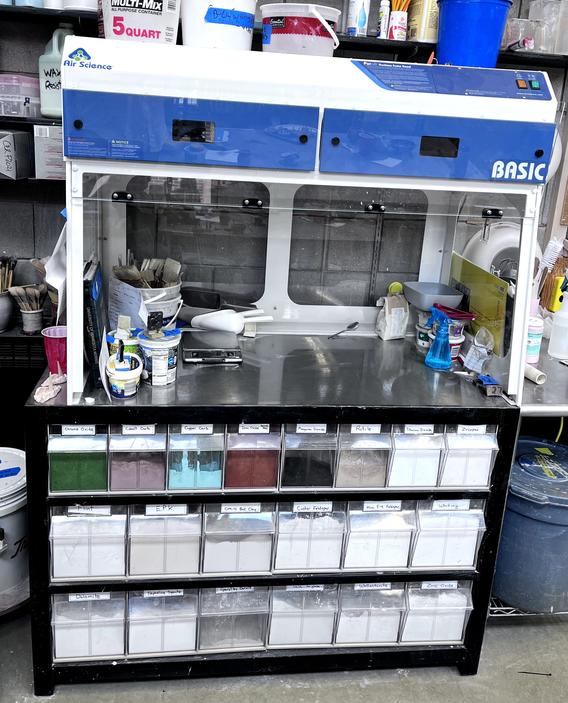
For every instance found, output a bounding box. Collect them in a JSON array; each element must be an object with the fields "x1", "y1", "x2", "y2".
[
  {"x1": 522, "y1": 338, "x2": 568, "y2": 416},
  {"x1": 0, "y1": 4, "x2": 97, "y2": 22}
]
